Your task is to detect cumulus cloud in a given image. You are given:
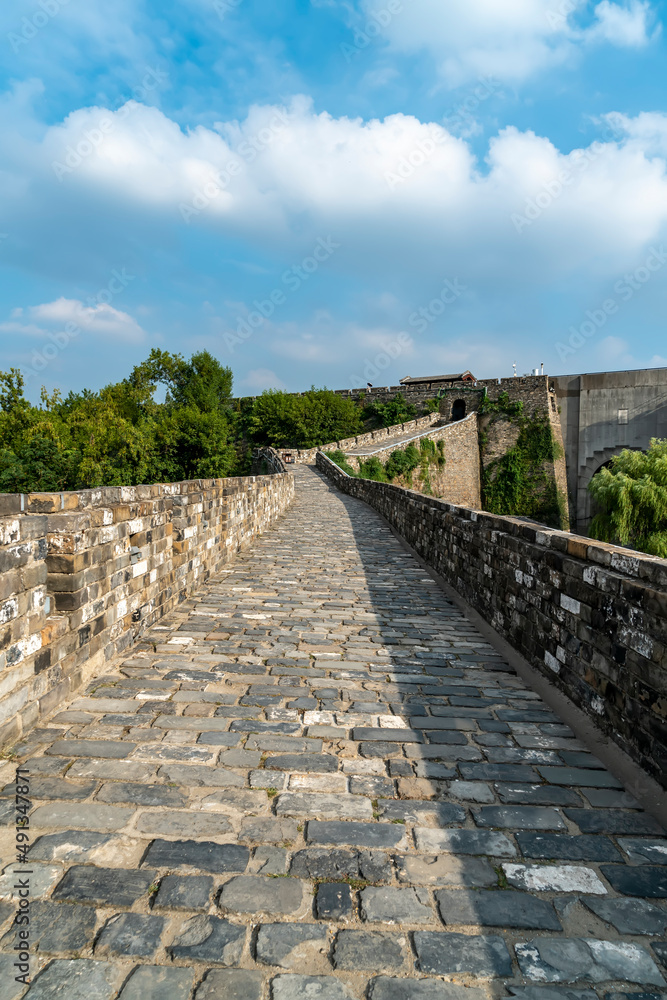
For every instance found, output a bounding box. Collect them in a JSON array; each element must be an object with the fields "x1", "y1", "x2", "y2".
[
  {"x1": 1, "y1": 298, "x2": 147, "y2": 344},
  {"x1": 588, "y1": 0, "x2": 658, "y2": 47},
  {"x1": 12, "y1": 96, "x2": 667, "y2": 282},
  {"x1": 355, "y1": 0, "x2": 657, "y2": 84},
  {"x1": 3, "y1": 92, "x2": 667, "y2": 384}
]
